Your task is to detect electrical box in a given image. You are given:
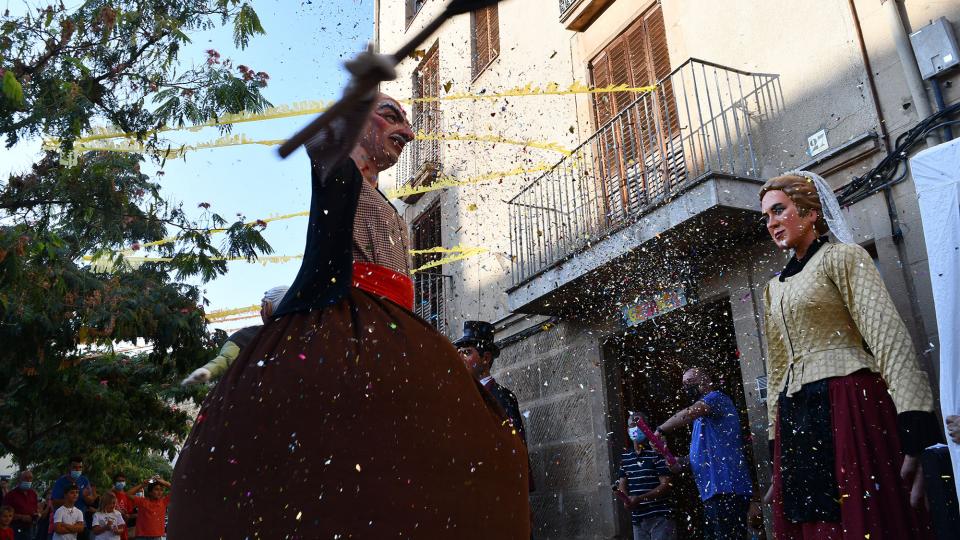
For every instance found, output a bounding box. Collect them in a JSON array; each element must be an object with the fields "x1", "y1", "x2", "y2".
[{"x1": 909, "y1": 17, "x2": 960, "y2": 80}]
